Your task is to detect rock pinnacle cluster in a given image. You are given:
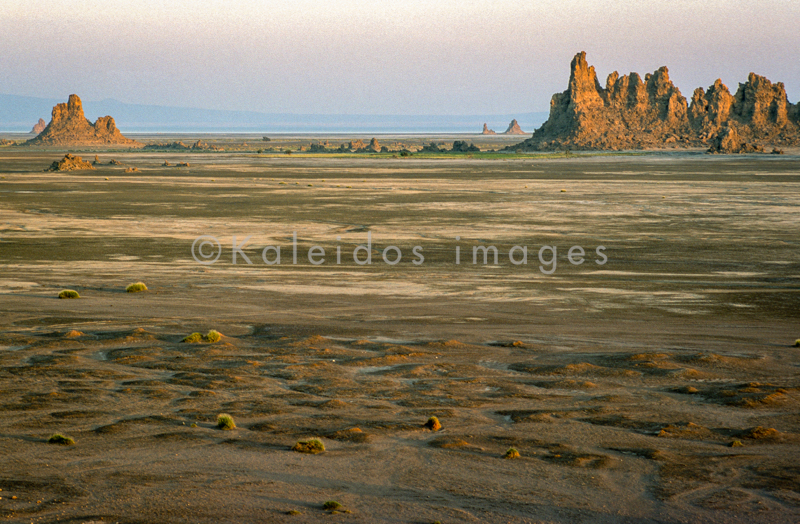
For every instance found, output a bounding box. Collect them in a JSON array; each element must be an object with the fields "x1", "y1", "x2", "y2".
[
  {"x1": 26, "y1": 94, "x2": 140, "y2": 147},
  {"x1": 512, "y1": 52, "x2": 799, "y2": 152}
]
